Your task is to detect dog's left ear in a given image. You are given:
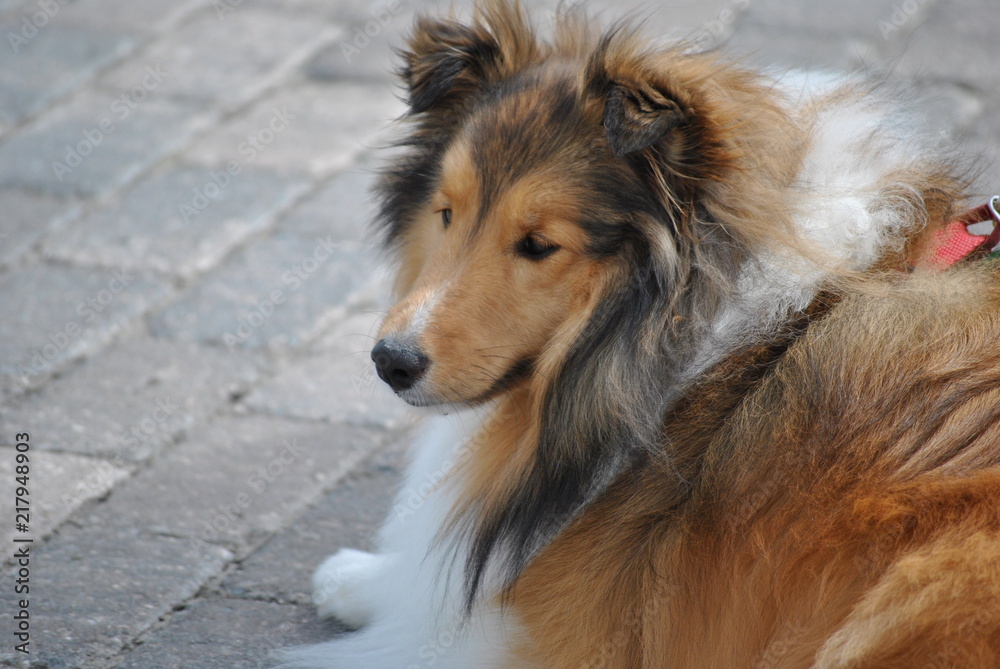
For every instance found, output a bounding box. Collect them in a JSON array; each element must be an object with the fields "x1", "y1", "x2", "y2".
[
  {"x1": 402, "y1": 17, "x2": 501, "y2": 114},
  {"x1": 602, "y1": 81, "x2": 688, "y2": 157},
  {"x1": 401, "y1": 4, "x2": 538, "y2": 115}
]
